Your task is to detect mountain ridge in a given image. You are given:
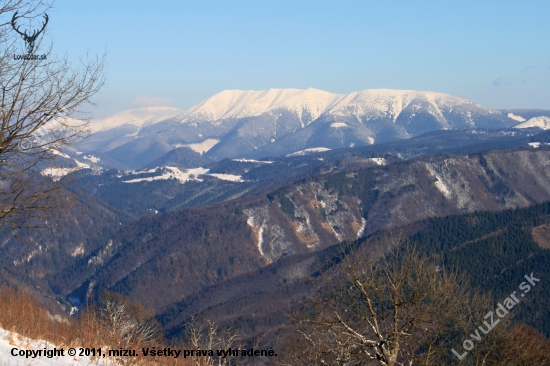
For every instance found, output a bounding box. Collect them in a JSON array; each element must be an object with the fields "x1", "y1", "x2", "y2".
[
  {"x1": 45, "y1": 147, "x2": 550, "y2": 311},
  {"x1": 75, "y1": 88, "x2": 549, "y2": 169},
  {"x1": 88, "y1": 106, "x2": 184, "y2": 133}
]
